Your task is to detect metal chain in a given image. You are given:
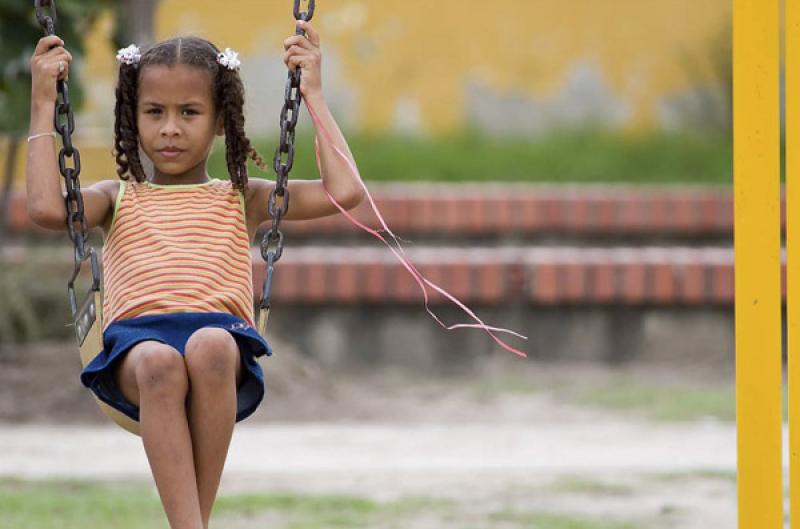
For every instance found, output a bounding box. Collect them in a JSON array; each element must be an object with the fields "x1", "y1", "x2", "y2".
[
  {"x1": 256, "y1": 0, "x2": 315, "y2": 331},
  {"x1": 35, "y1": 0, "x2": 101, "y2": 344}
]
